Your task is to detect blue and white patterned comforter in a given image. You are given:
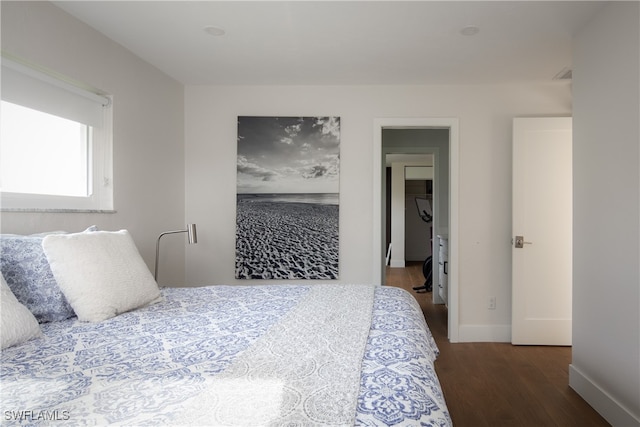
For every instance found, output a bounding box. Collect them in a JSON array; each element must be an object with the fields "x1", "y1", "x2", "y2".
[{"x1": 1, "y1": 285, "x2": 451, "y2": 426}]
